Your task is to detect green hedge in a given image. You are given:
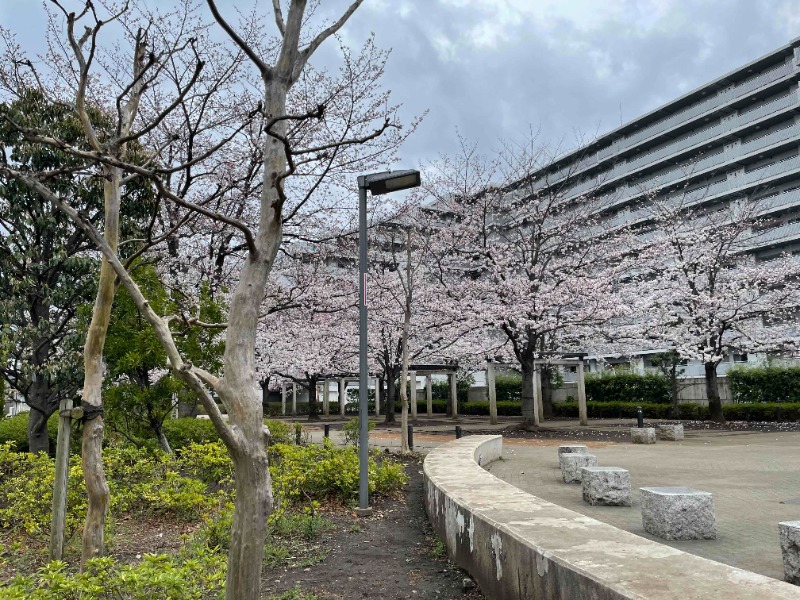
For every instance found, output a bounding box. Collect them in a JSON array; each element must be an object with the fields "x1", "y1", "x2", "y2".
[
  {"x1": 585, "y1": 372, "x2": 670, "y2": 404},
  {"x1": 722, "y1": 402, "x2": 800, "y2": 421},
  {"x1": 552, "y1": 401, "x2": 707, "y2": 420},
  {"x1": 728, "y1": 365, "x2": 800, "y2": 404},
  {"x1": 0, "y1": 413, "x2": 61, "y2": 453}
]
